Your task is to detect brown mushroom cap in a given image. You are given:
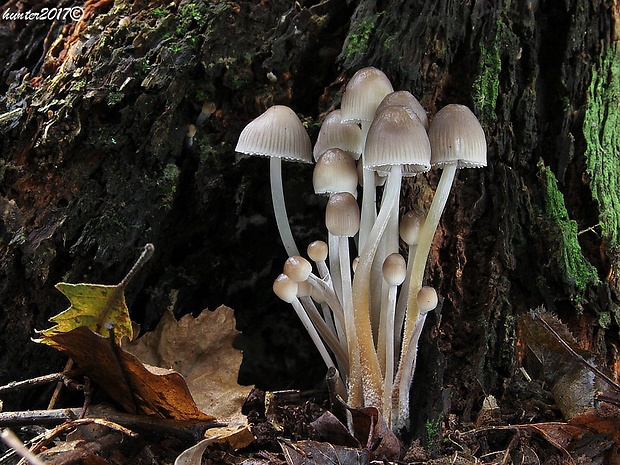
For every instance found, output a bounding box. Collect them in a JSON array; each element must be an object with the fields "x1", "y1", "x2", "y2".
[
  {"x1": 399, "y1": 210, "x2": 424, "y2": 246},
  {"x1": 364, "y1": 105, "x2": 431, "y2": 176},
  {"x1": 428, "y1": 104, "x2": 487, "y2": 168},
  {"x1": 341, "y1": 67, "x2": 394, "y2": 124},
  {"x1": 235, "y1": 105, "x2": 312, "y2": 163},
  {"x1": 382, "y1": 253, "x2": 407, "y2": 286},
  {"x1": 313, "y1": 110, "x2": 363, "y2": 161},
  {"x1": 375, "y1": 91, "x2": 428, "y2": 130},
  {"x1": 325, "y1": 192, "x2": 360, "y2": 237},
  {"x1": 313, "y1": 148, "x2": 359, "y2": 196}
]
